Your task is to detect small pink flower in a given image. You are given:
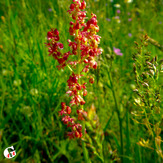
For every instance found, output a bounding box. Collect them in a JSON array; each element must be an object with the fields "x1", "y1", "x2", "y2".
[
  {"x1": 128, "y1": 18, "x2": 132, "y2": 21},
  {"x1": 114, "y1": 16, "x2": 120, "y2": 19},
  {"x1": 117, "y1": 9, "x2": 120, "y2": 14},
  {"x1": 48, "y1": 8, "x2": 52, "y2": 12},
  {"x1": 106, "y1": 18, "x2": 111, "y2": 21},
  {"x1": 128, "y1": 33, "x2": 132, "y2": 37},
  {"x1": 113, "y1": 47, "x2": 123, "y2": 56}
]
